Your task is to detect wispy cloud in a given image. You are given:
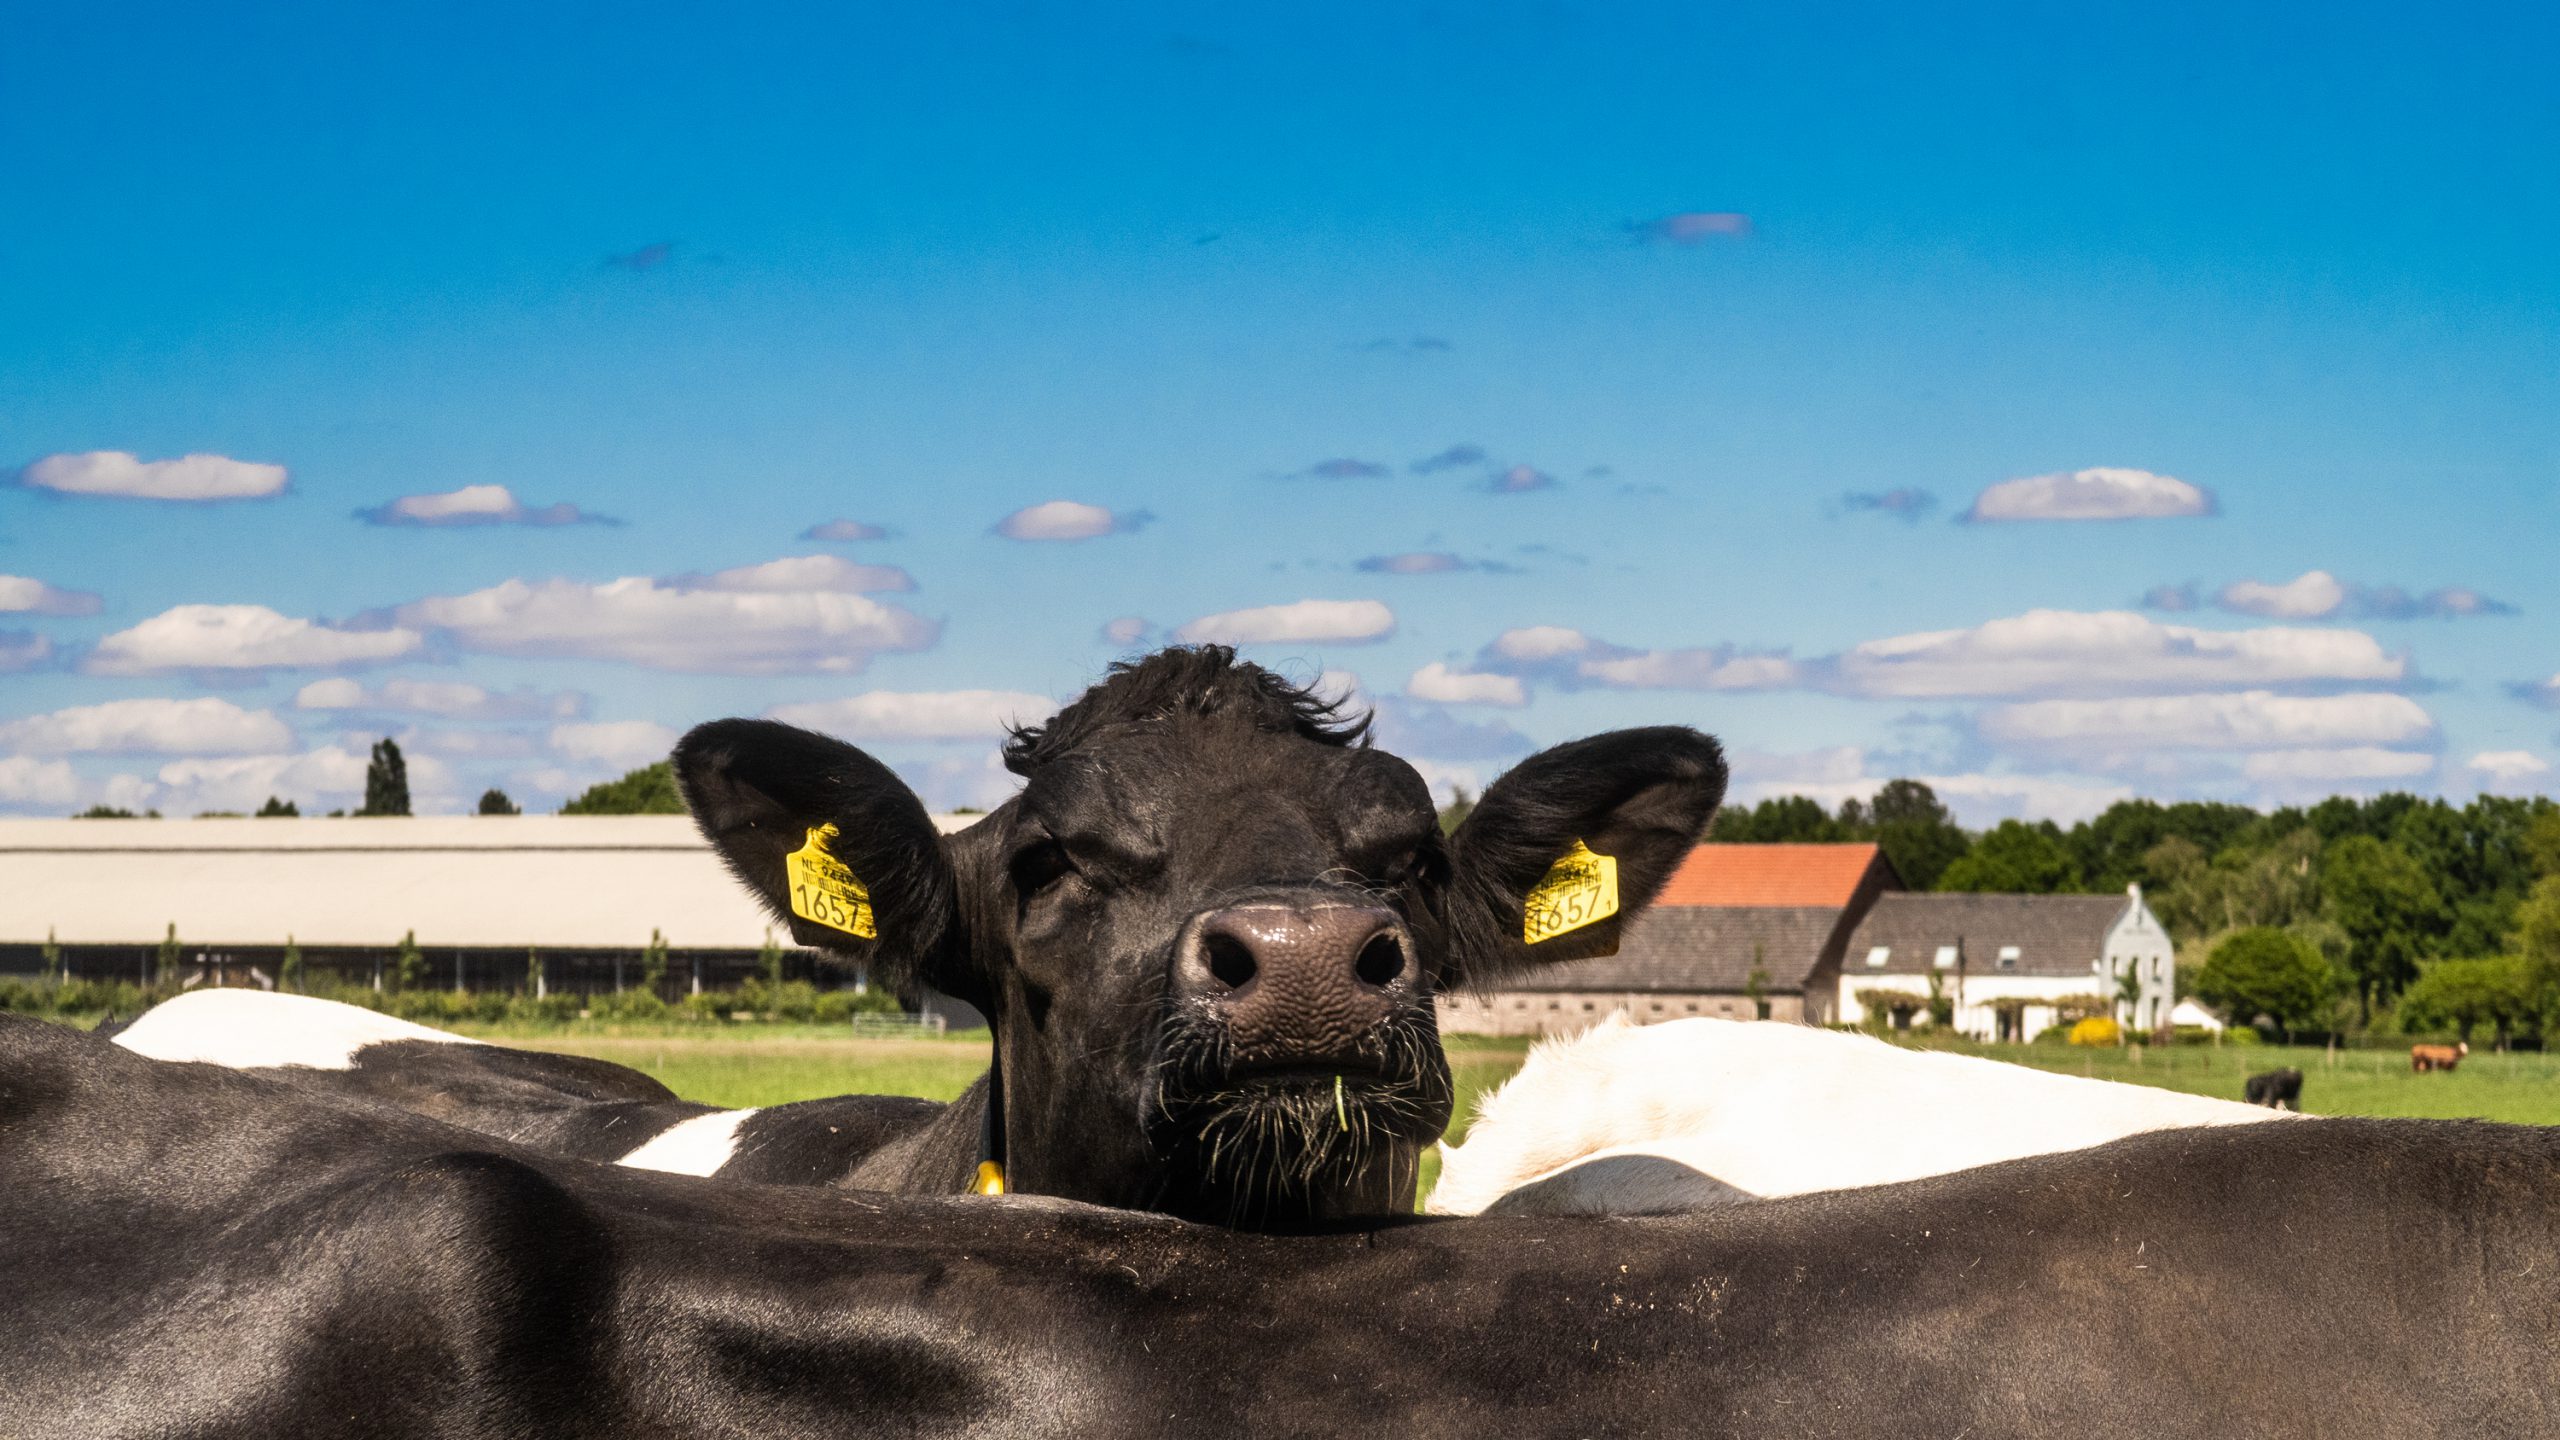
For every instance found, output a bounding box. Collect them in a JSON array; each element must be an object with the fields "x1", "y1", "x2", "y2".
[
  {"x1": 1835, "y1": 488, "x2": 1936, "y2": 522},
  {"x1": 1626, "y1": 211, "x2": 1752, "y2": 245},
  {"x1": 2140, "y1": 584, "x2": 2200, "y2": 612},
  {"x1": 1409, "y1": 444, "x2": 1486, "y2": 475},
  {"x1": 1978, "y1": 691, "x2": 2435, "y2": 754},
  {"x1": 1406, "y1": 662, "x2": 1526, "y2": 707},
  {"x1": 767, "y1": 689, "x2": 1054, "y2": 743},
  {"x1": 294, "y1": 677, "x2": 586, "y2": 721},
  {"x1": 604, "y1": 241, "x2": 677, "y2": 272},
  {"x1": 548, "y1": 720, "x2": 680, "y2": 769},
  {"x1": 0, "y1": 697, "x2": 294, "y2": 756},
  {"x1": 1172, "y1": 598, "x2": 1396, "y2": 646},
  {"x1": 1484, "y1": 463, "x2": 1556, "y2": 494},
  {"x1": 0, "y1": 574, "x2": 103, "y2": 616},
  {"x1": 802, "y1": 518, "x2": 890, "y2": 543},
  {"x1": 993, "y1": 500, "x2": 1152, "y2": 541},
  {"x1": 2205, "y1": 570, "x2": 2516, "y2": 622},
  {"x1": 669, "y1": 555, "x2": 914, "y2": 594},
  {"x1": 1476, "y1": 626, "x2": 1798, "y2": 693},
  {"x1": 16, "y1": 451, "x2": 288, "y2": 502},
  {"x1": 0, "y1": 632, "x2": 51, "y2": 673},
  {"x1": 1367, "y1": 697, "x2": 1537, "y2": 760},
  {"x1": 86, "y1": 605, "x2": 423, "y2": 675},
  {"x1": 1291, "y1": 458, "x2": 1392, "y2": 480},
  {"x1": 1963, "y1": 467, "x2": 2215, "y2": 522},
  {"x1": 1353, "y1": 552, "x2": 1517, "y2": 576},
  {"x1": 2510, "y1": 675, "x2": 2560, "y2": 711},
  {"x1": 1100, "y1": 616, "x2": 1152, "y2": 647},
  {"x1": 355, "y1": 483, "x2": 616, "y2": 528},
  {"x1": 394, "y1": 575, "x2": 938, "y2": 675}
]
